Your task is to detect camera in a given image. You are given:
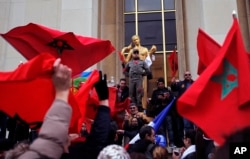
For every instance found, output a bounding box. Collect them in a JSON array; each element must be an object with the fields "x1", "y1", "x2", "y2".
[
  {"x1": 174, "y1": 151, "x2": 179, "y2": 156},
  {"x1": 173, "y1": 148, "x2": 180, "y2": 156}
]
